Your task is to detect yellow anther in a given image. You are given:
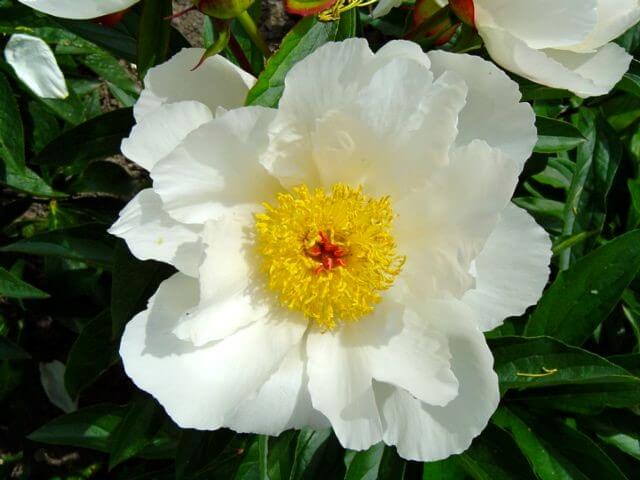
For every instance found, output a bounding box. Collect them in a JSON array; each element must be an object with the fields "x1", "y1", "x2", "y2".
[
  {"x1": 516, "y1": 367, "x2": 559, "y2": 378},
  {"x1": 255, "y1": 184, "x2": 404, "y2": 330},
  {"x1": 318, "y1": 0, "x2": 378, "y2": 21}
]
